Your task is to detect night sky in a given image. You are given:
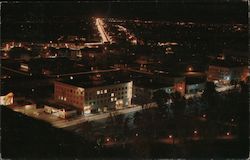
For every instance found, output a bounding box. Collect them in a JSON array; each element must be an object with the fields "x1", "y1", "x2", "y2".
[{"x1": 2, "y1": 1, "x2": 248, "y2": 23}]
